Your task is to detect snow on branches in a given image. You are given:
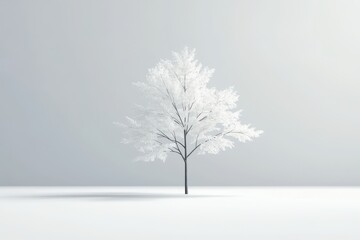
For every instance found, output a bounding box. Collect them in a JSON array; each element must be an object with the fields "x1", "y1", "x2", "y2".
[{"x1": 115, "y1": 47, "x2": 263, "y2": 162}]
